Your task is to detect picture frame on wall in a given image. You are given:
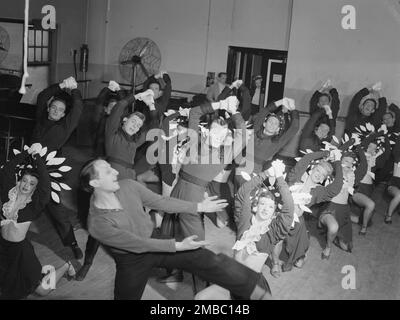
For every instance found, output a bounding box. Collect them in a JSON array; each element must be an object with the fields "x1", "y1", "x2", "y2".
[
  {"x1": 206, "y1": 71, "x2": 215, "y2": 87},
  {"x1": 0, "y1": 18, "x2": 24, "y2": 76}
]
